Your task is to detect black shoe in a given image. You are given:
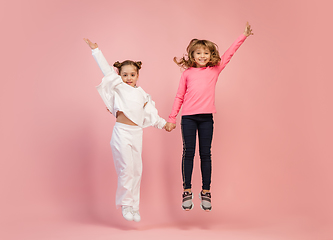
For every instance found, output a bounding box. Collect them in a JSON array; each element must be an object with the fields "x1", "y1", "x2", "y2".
[
  {"x1": 182, "y1": 191, "x2": 193, "y2": 211},
  {"x1": 199, "y1": 191, "x2": 212, "y2": 211}
]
